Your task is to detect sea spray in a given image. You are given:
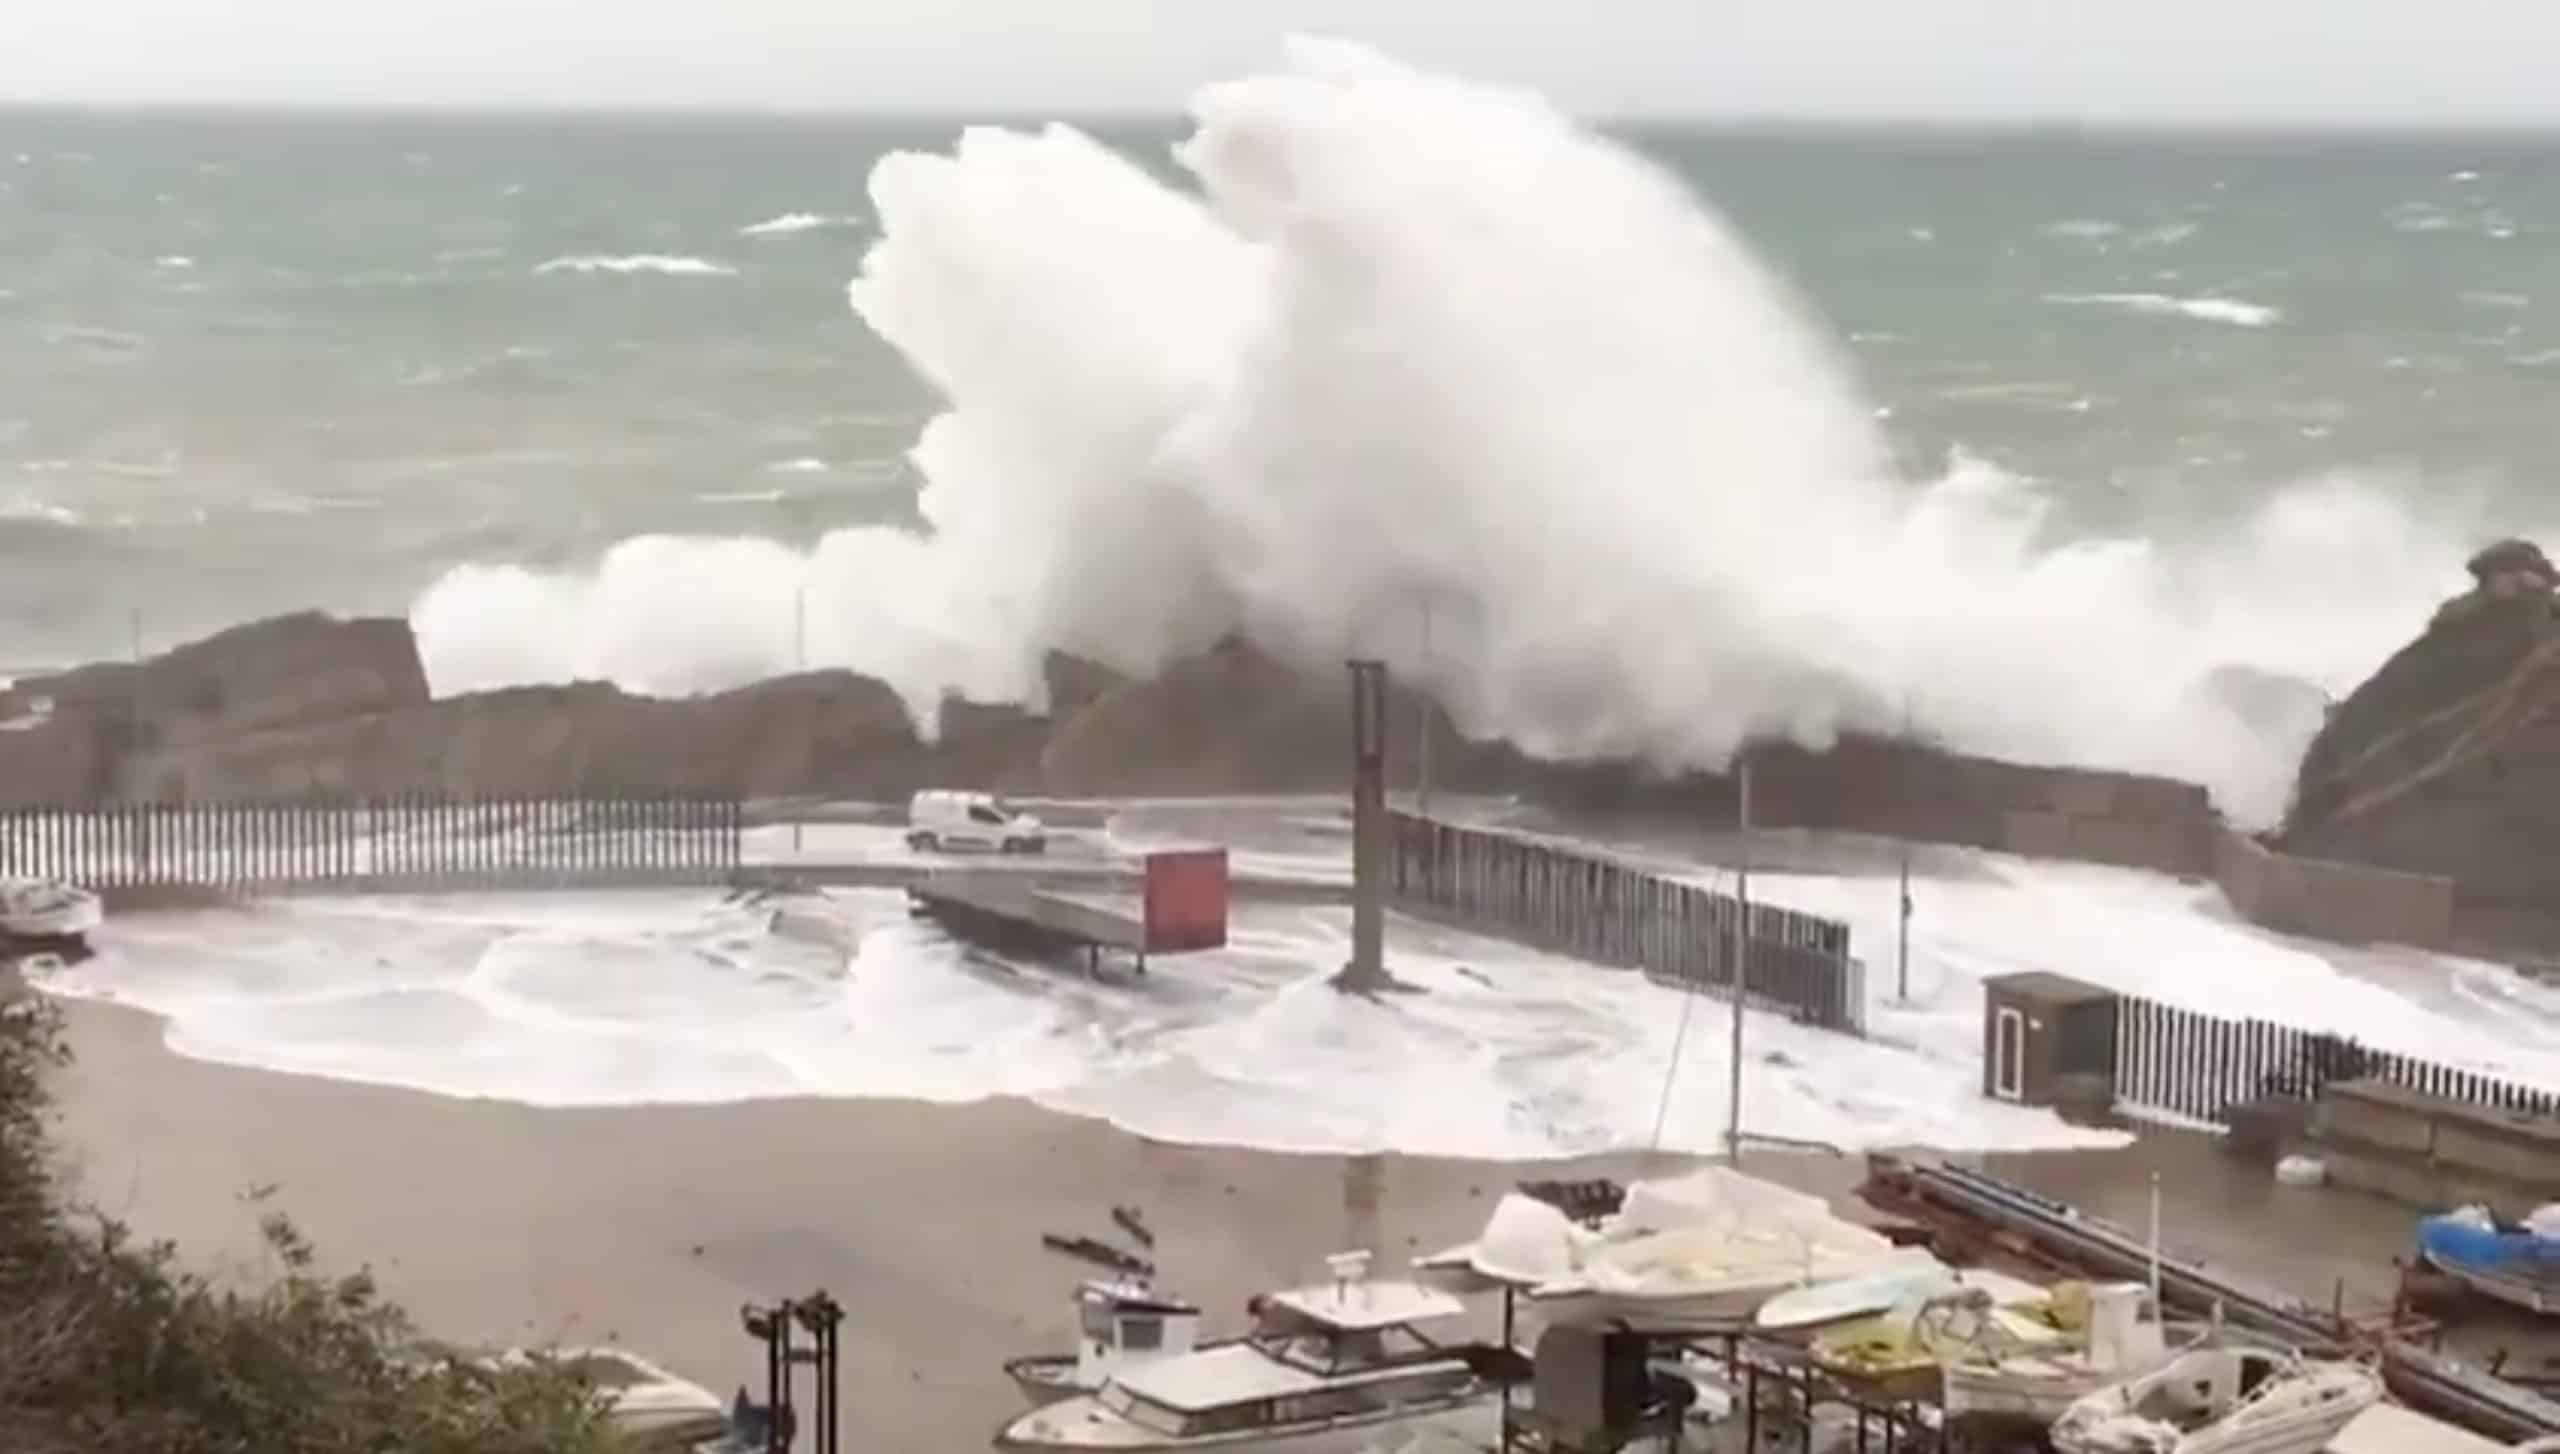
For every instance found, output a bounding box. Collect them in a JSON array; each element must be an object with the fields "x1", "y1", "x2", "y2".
[{"x1": 410, "y1": 38, "x2": 2496, "y2": 826}]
